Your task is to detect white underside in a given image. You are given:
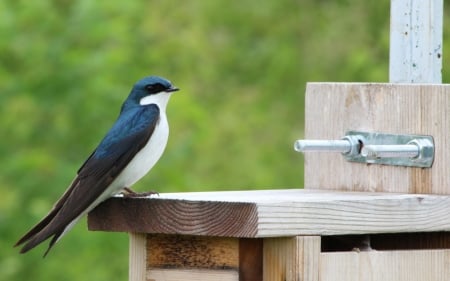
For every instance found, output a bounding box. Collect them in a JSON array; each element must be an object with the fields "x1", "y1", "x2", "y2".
[{"x1": 57, "y1": 92, "x2": 172, "y2": 241}]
